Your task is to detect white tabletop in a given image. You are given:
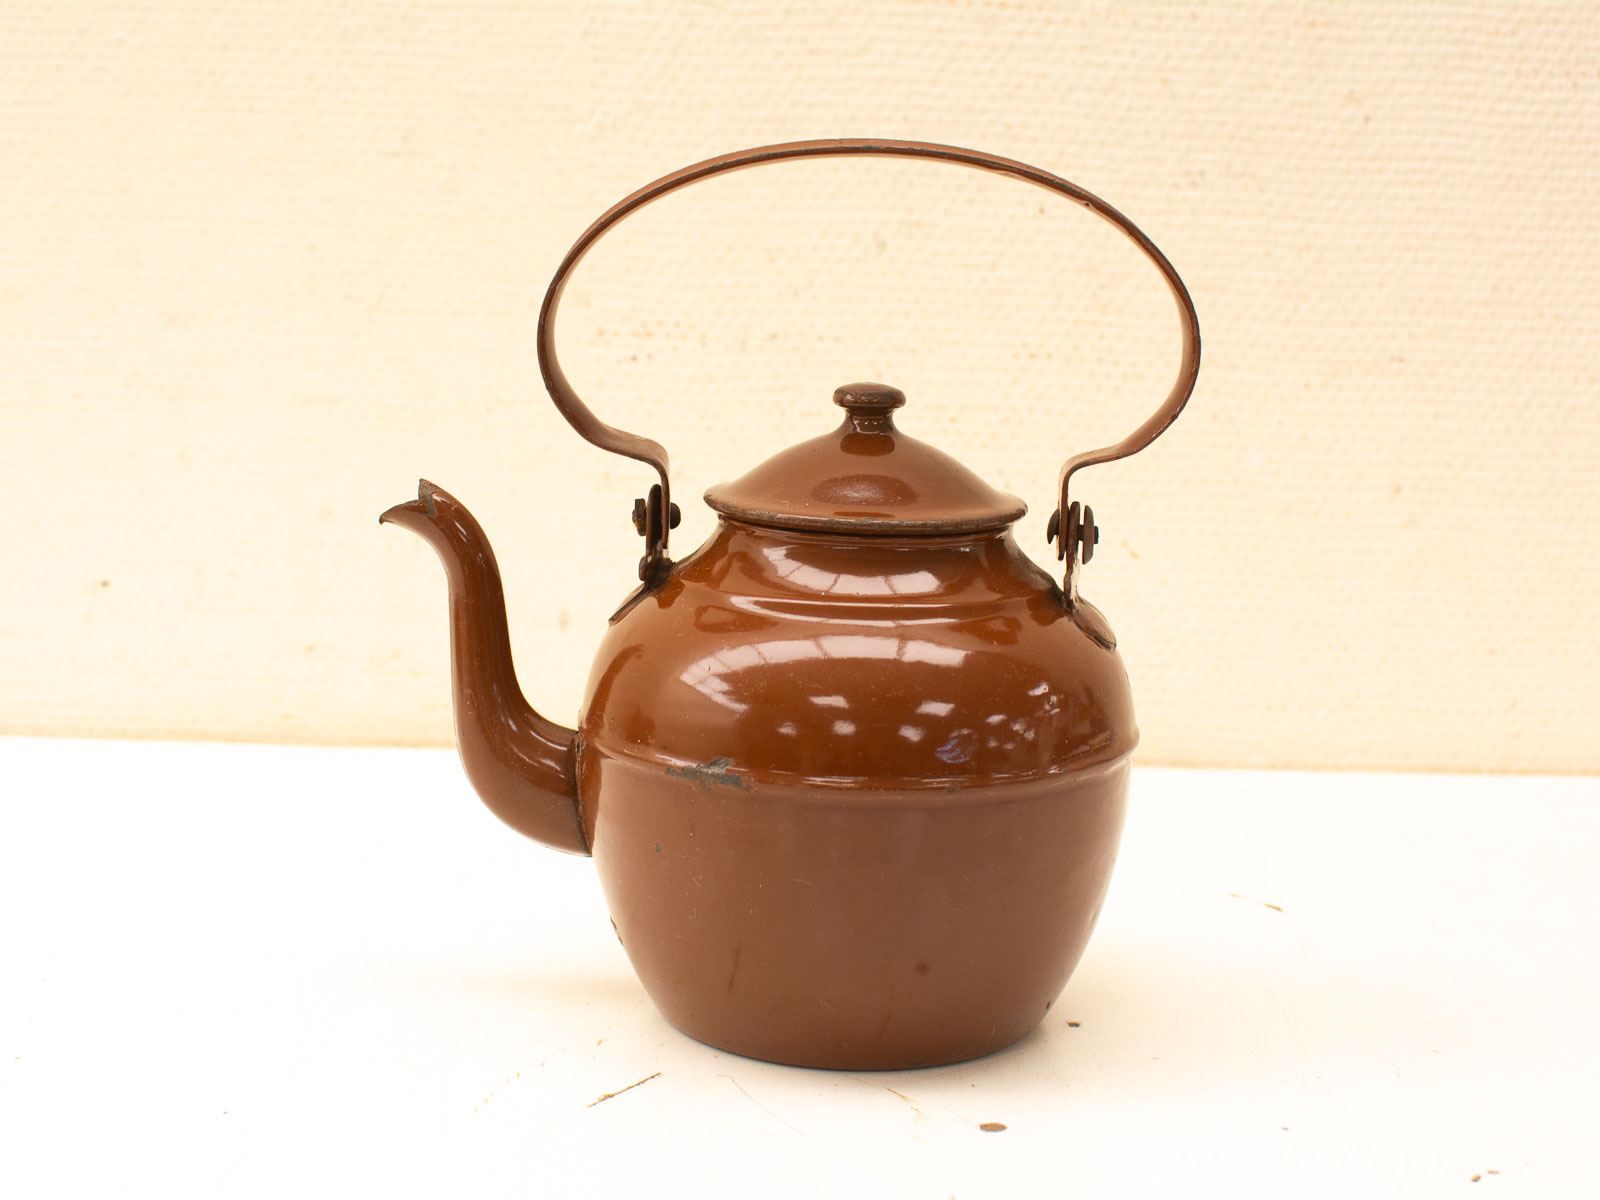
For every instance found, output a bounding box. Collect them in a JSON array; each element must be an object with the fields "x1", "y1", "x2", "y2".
[{"x1": 3, "y1": 738, "x2": 1595, "y2": 1198}]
